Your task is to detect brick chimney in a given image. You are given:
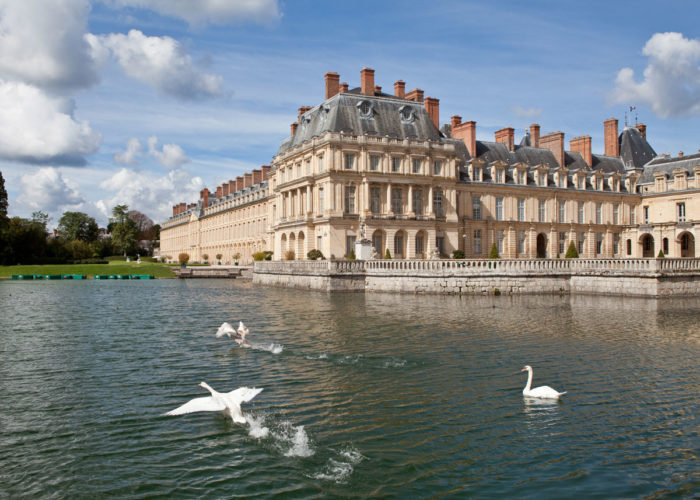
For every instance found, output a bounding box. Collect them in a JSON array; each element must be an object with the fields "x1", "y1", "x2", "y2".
[
  {"x1": 405, "y1": 88, "x2": 424, "y2": 103},
  {"x1": 325, "y1": 71, "x2": 339, "y2": 99},
  {"x1": 244, "y1": 173, "x2": 253, "y2": 188},
  {"x1": 636, "y1": 122, "x2": 647, "y2": 140},
  {"x1": 394, "y1": 80, "x2": 405, "y2": 98},
  {"x1": 228, "y1": 179, "x2": 235, "y2": 194},
  {"x1": 453, "y1": 120, "x2": 477, "y2": 157},
  {"x1": 495, "y1": 127, "x2": 515, "y2": 152},
  {"x1": 361, "y1": 67, "x2": 375, "y2": 95},
  {"x1": 216, "y1": 185, "x2": 223, "y2": 198},
  {"x1": 339, "y1": 82, "x2": 349, "y2": 93},
  {"x1": 236, "y1": 176, "x2": 244, "y2": 192},
  {"x1": 222, "y1": 183, "x2": 229, "y2": 196},
  {"x1": 262, "y1": 165, "x2": 271, "y2": 180},
  {"x1": 172, "y1": 205, "x2": 177, "y2": 216},
  {"x1": 179, "y1": 202, "x2": 186, "y2": 213},
  {"x1": 291, "y1": 122, "x2": 298, "y2": 136},
  {"x1": 570, "y1": 135, "x2": 592, "y2": 167},
  {"x1": 451, "y1": 115, "x2": 462, "y2": 129},
  {"x1": 252, "y1": 168, "x2": 262, "y2": 184},
  {"x1": 529, "y1": 124, "x2": 540, "y2": 148},
  {"x1": 540, "y1": 131, "x2": 565, "y2": 167},
  {"x1": 424, "y1": 97, "x2": 439, "y2": 131},
  {"x1": 298, "y1": 106, "x2": 313, "y2": 122},
  {"x1": 604, "y1": 118, "x2": 619, "y2": 157}
]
